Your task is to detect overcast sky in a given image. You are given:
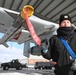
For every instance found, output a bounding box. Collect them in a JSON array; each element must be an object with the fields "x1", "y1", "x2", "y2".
[{"x1": 0, "y1": 44, "x2": 27, "y2": 63}]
